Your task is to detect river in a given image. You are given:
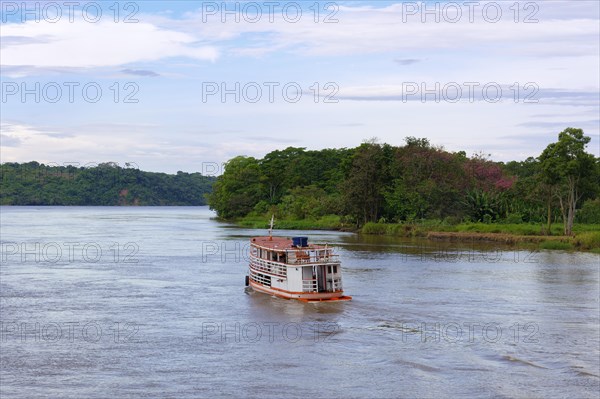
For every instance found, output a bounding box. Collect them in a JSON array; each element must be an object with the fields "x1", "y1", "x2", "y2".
[{"x1": 1, "y1": 206, "x2": 598, "y2": 398}]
